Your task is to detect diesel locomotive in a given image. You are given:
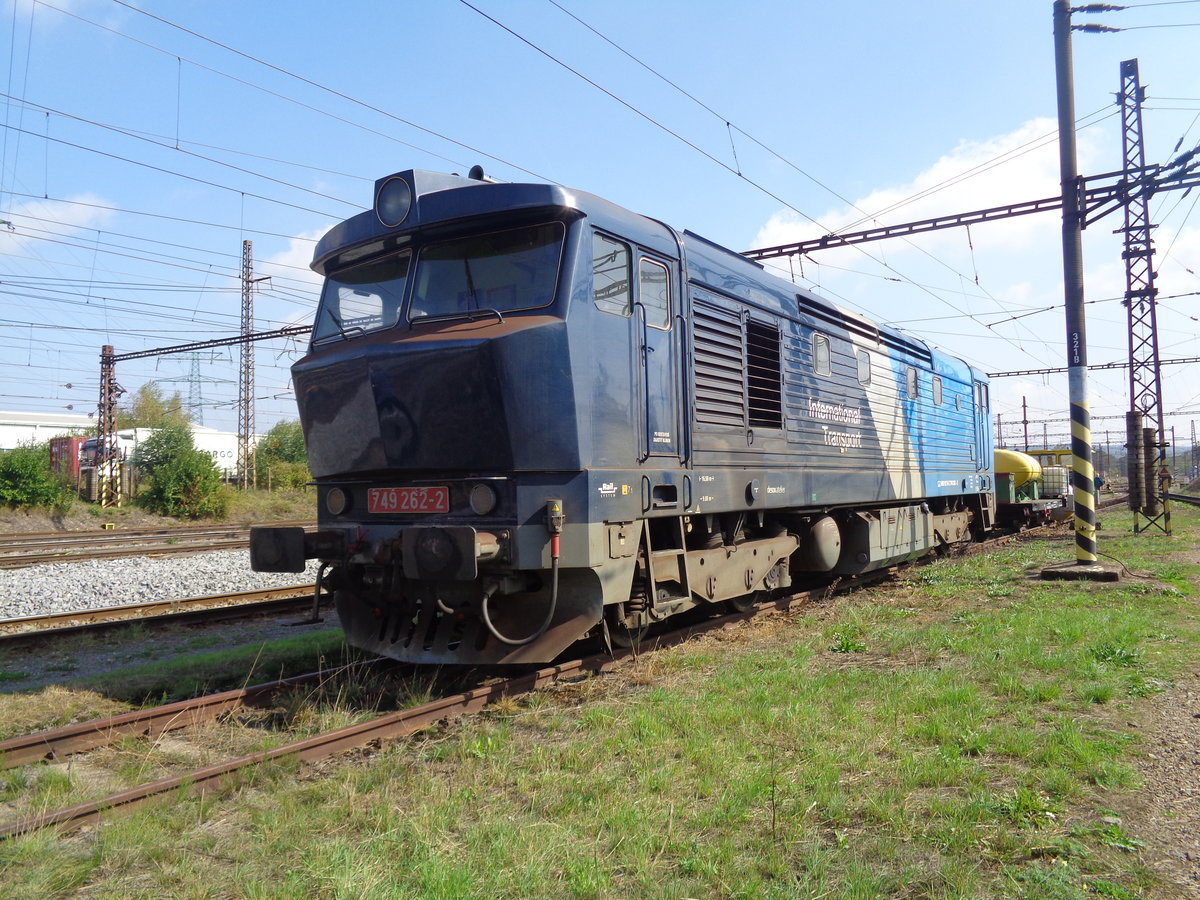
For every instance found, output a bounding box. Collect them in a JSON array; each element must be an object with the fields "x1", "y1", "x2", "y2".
[{"x1": 251, "y1": 167, "x2": 998, "y2": 665}]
